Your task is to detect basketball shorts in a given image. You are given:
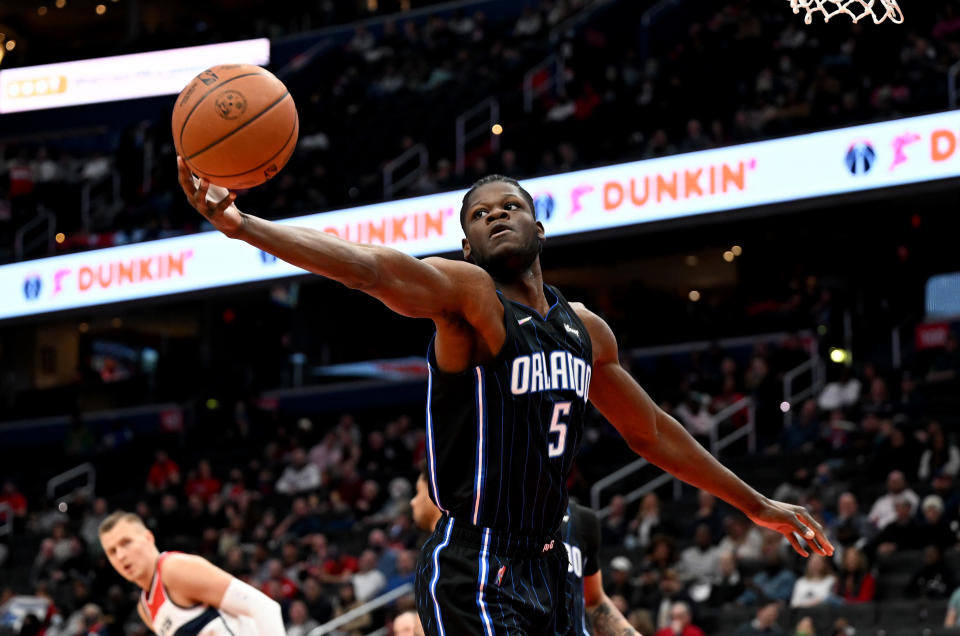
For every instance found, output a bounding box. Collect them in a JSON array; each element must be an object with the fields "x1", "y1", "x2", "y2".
[{"x1": 415, "y1": 515, "x2": 574, "y2": 635}]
